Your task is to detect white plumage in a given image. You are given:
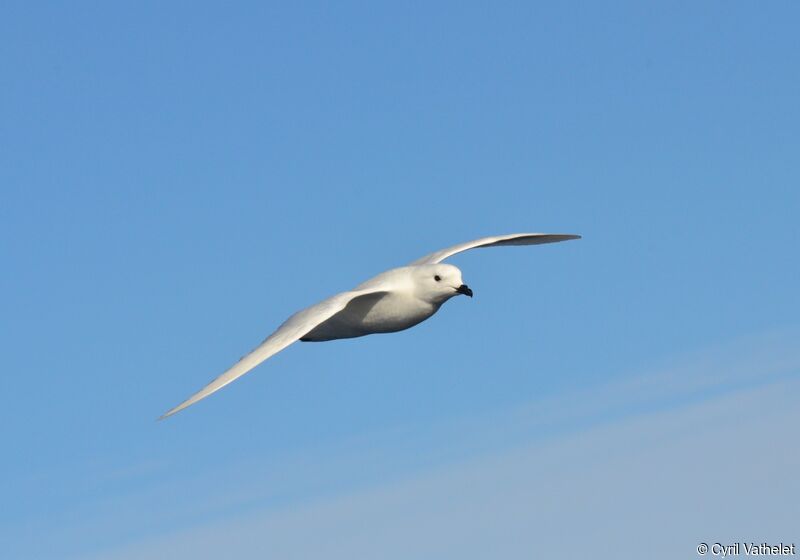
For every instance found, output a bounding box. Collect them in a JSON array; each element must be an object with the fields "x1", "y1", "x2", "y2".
[{"x1": 161, "y1": 233, "x2": 580, "y2": 418}]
